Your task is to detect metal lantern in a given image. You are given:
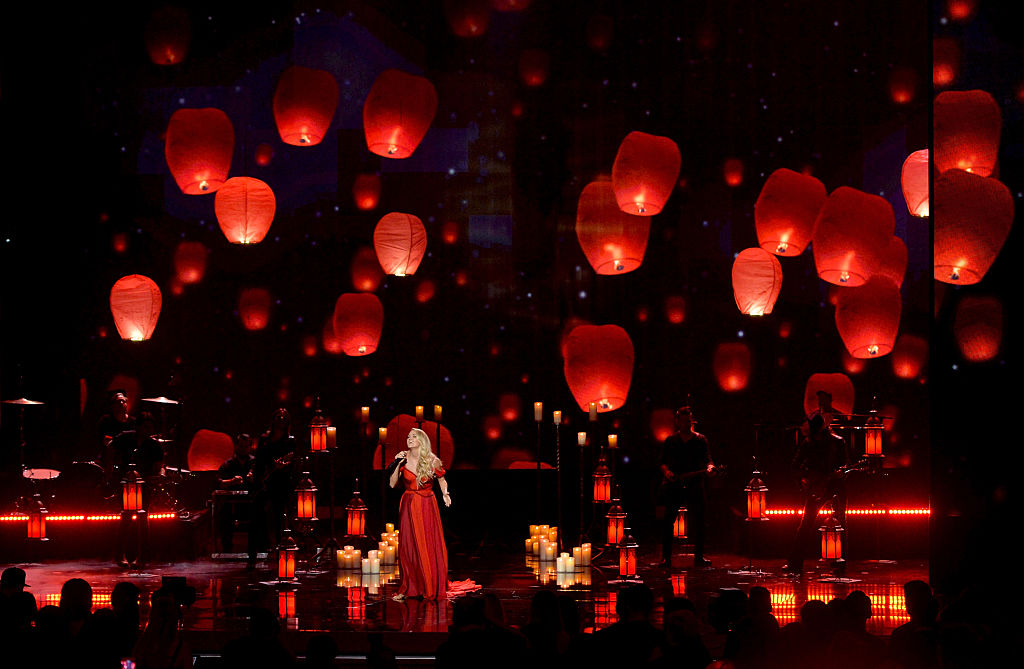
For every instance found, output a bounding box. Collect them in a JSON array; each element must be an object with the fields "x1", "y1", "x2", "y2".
[
  {"x1": 605, "y1": 493, "x2": 626, "y2": 546},
  {"x1": 745, "y1": 470, "x2": 768, "y2": 521},
  {"x1": 618, "y1": 526, "x2": 638, "y2": 579},
  {"x1": 122, "y1": 470, "x2": 144, "y2": 512},
  {"x1": 673, "y1": 506, "x2": 688, "y2": 539},
  {"x1": 820, "y1": 514, "x2": 844, "y2": 560},
  {"x1": 309, "y1": 403, "x2": 328, "y2": 452},
  {"x1": 295, "y1": 473, "x2": 318, "y2": 521},
  {"x1": 345, "y1": 483, "x2": 368, "y2": 537},
  {"x1": 864, "y1": 407, "x2": 884, "y2": 457},
  {"x1": 277, "y1": 527, "x2": 299, "y2": 580},
  {"x1": 277, "y1": 590, "x2": 296, "y2": 619},
  {"x1": 592, "y1": 455, "x2": 612, "y2": 503},
  {"x1": 27, "y1": 497, "x2": 48, "y2": 541}
]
